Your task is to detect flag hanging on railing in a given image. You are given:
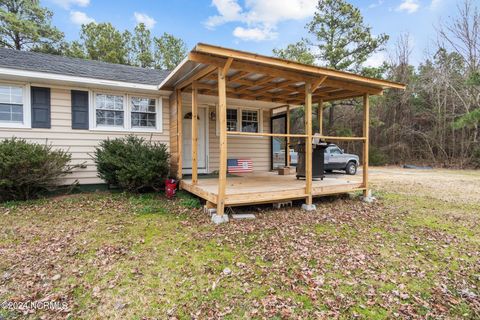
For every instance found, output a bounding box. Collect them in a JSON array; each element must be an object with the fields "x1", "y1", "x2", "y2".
[{"x1": 227, "y1": 159, "x2": 253, "y2": 173}]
